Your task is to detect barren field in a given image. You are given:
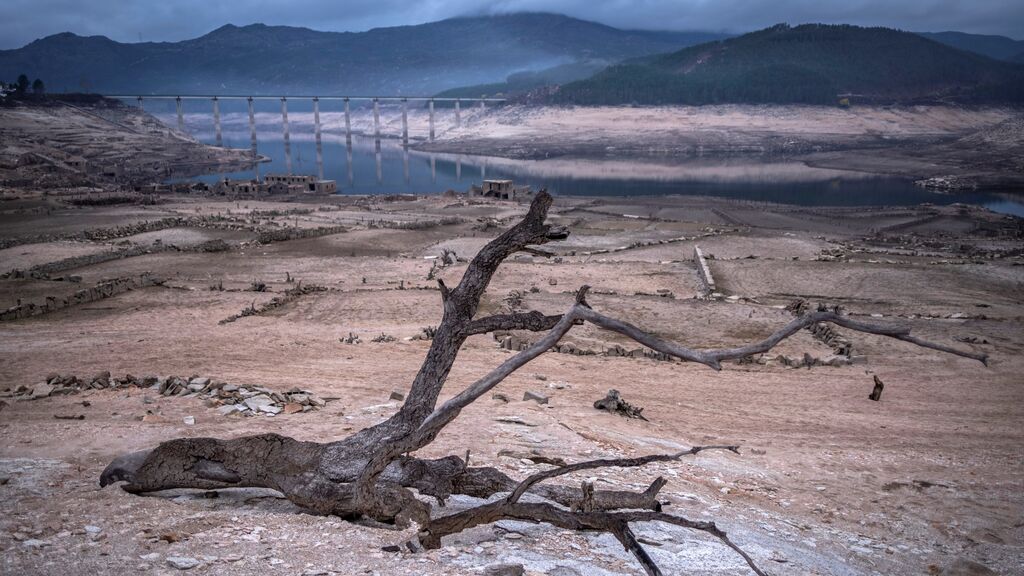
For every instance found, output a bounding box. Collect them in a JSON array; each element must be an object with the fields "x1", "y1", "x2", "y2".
[{"x1": 1, "y1": 191, "x2": 1022, "y2": 576}]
